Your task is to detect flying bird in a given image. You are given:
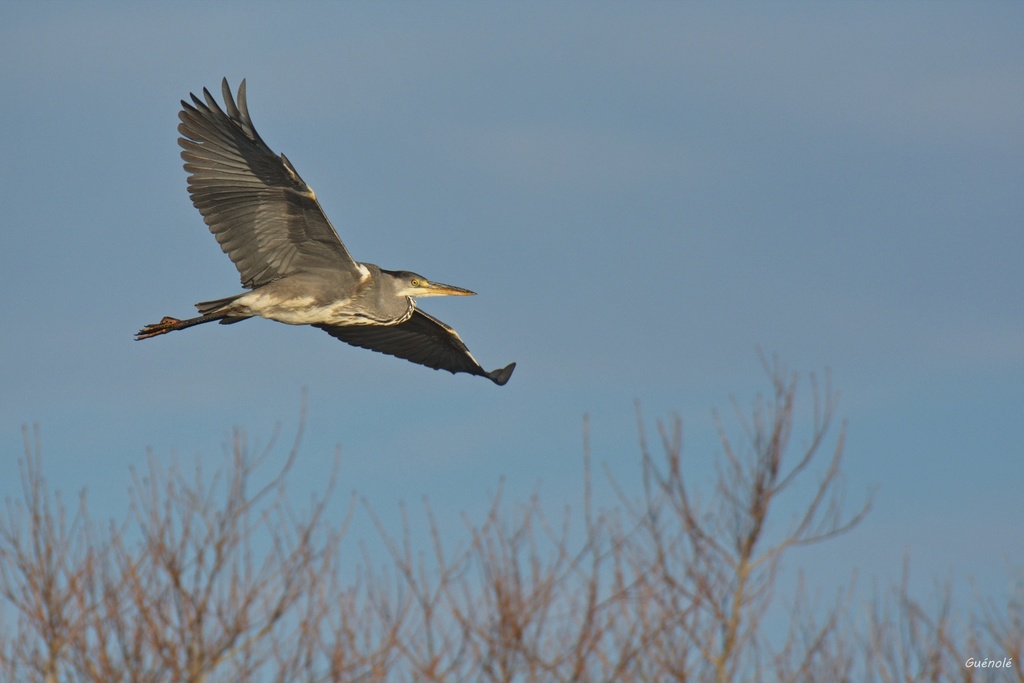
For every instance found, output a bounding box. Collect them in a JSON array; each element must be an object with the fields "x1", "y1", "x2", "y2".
[{"x1": 136, "y1": 79, "x2": 515, "y2": 386}]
